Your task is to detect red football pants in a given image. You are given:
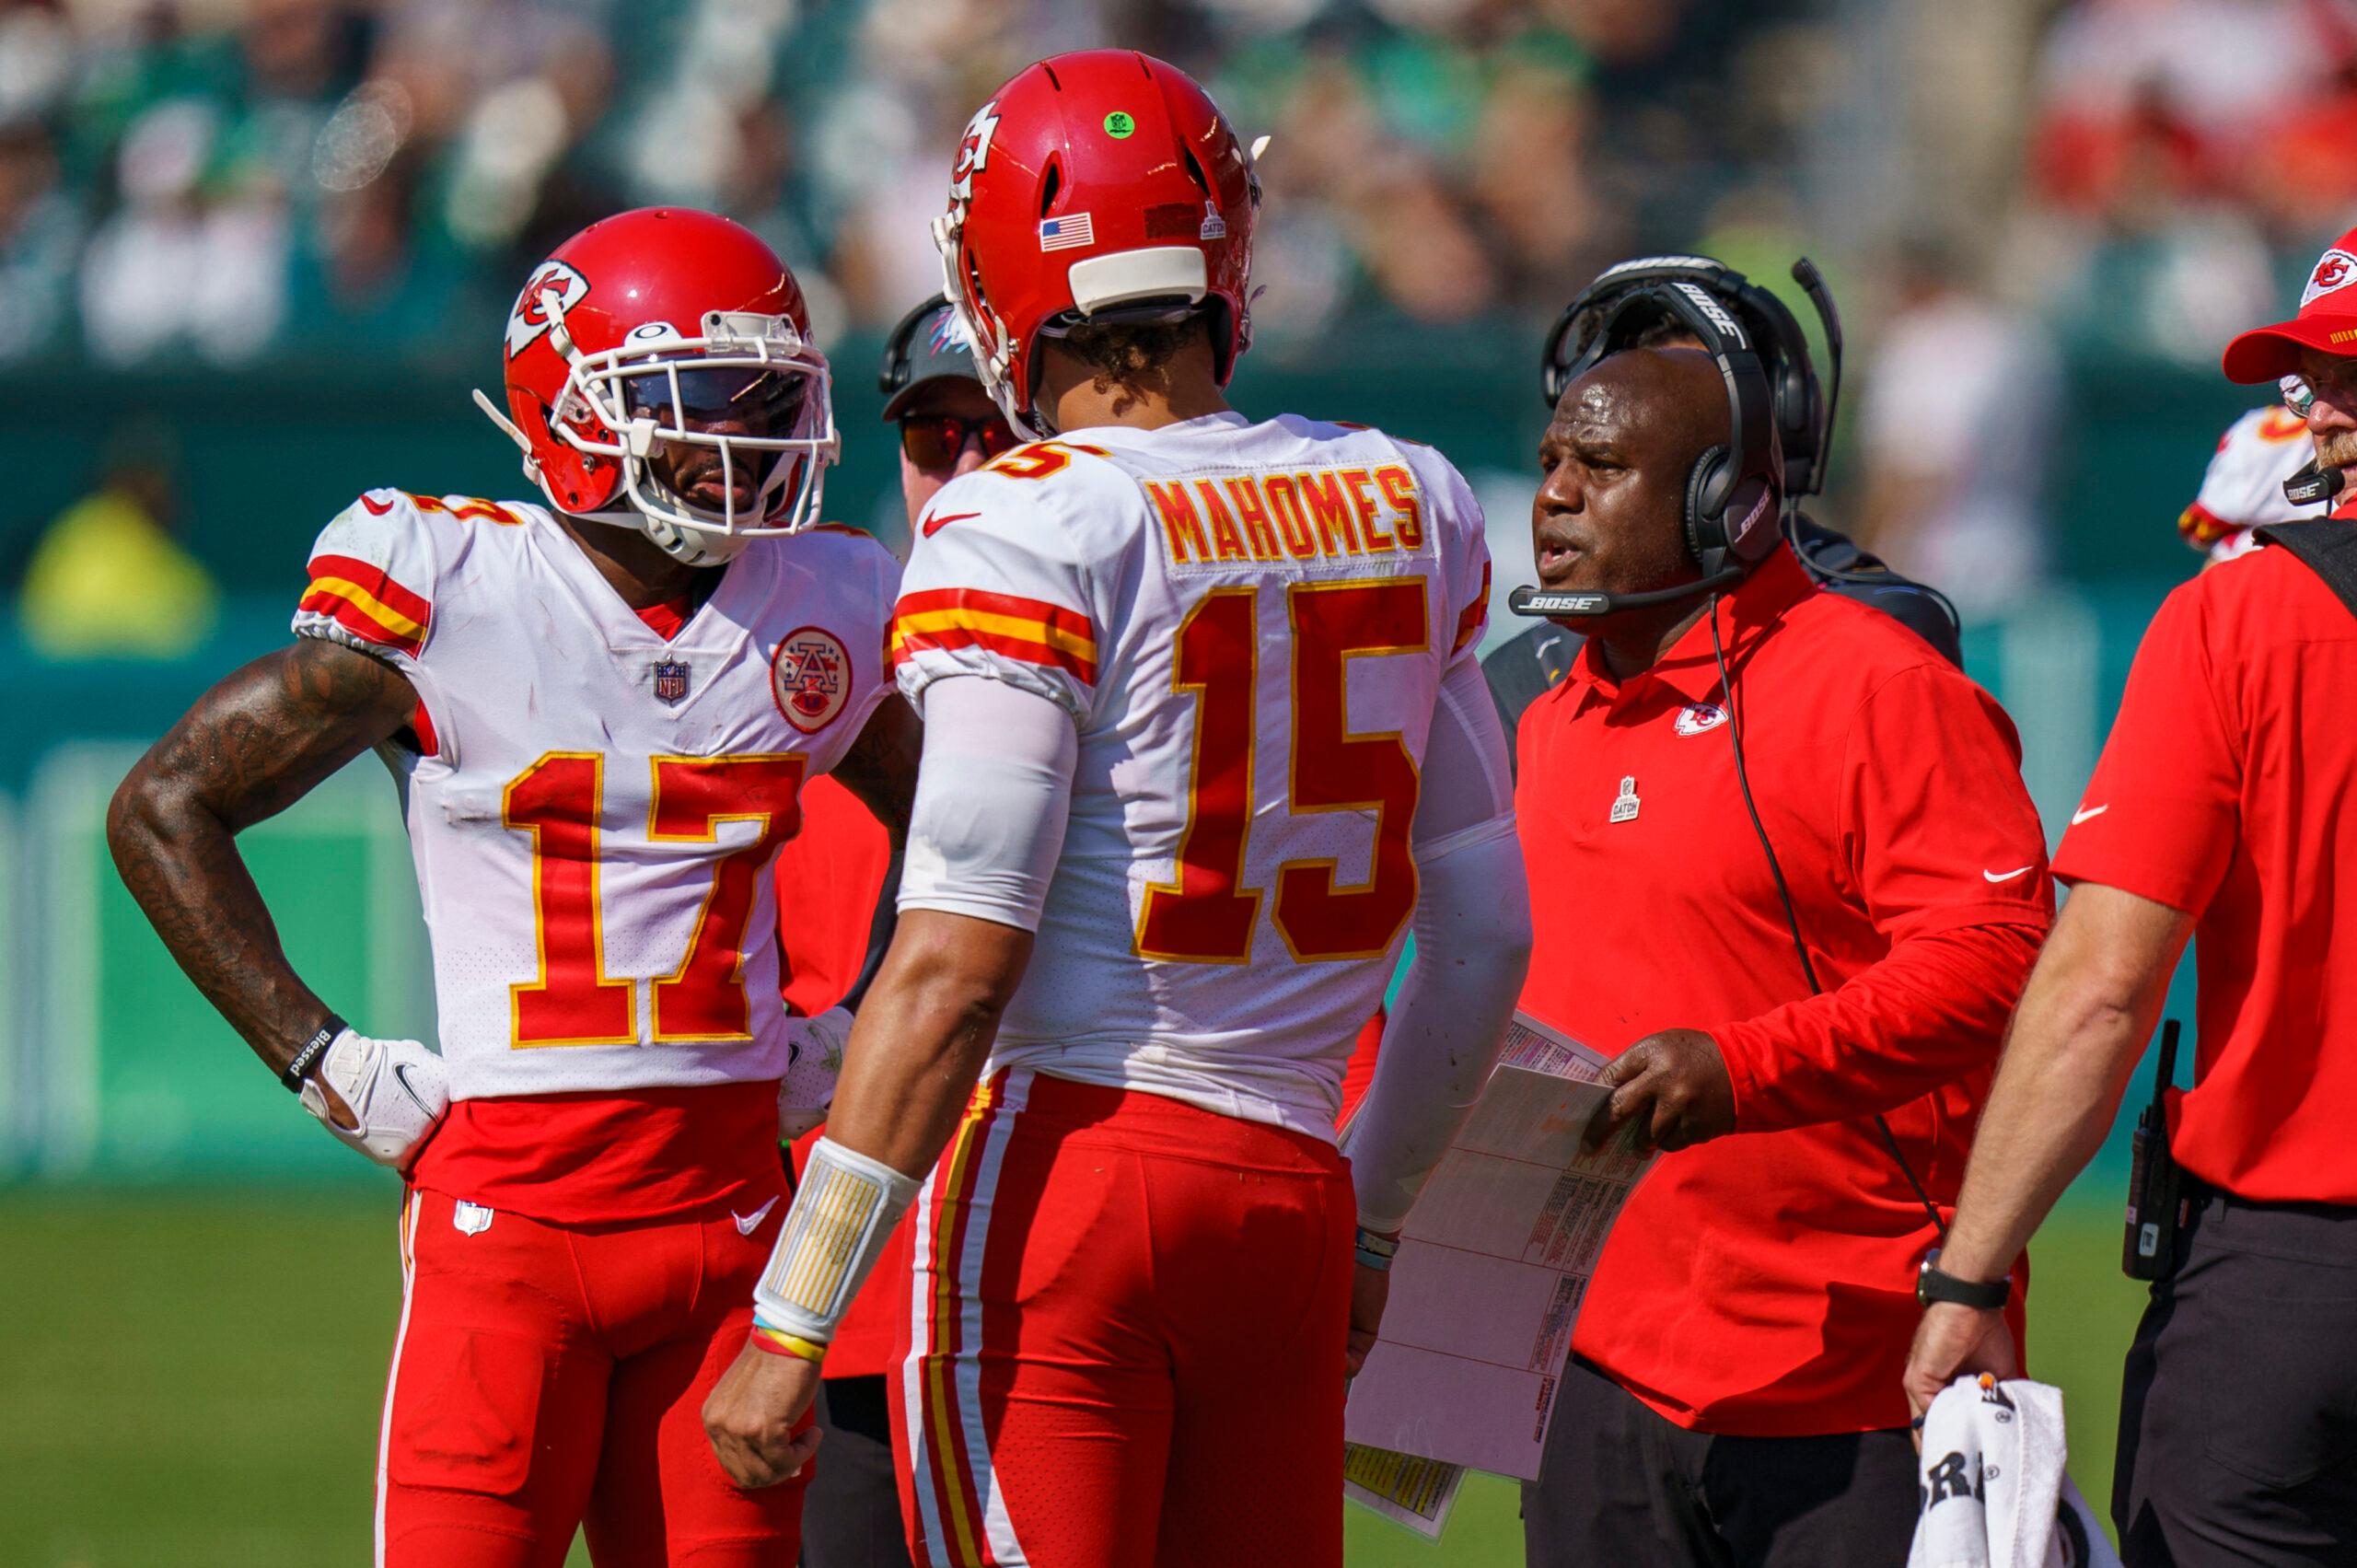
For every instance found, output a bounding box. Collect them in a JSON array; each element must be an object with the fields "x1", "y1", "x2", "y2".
[
  {"x1": 893, "y1": 1069, "x2": 1353, "y2": 1568},
  {"x1": 376, "y1": 1188, "x2": 810, "y2": 1567}
]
